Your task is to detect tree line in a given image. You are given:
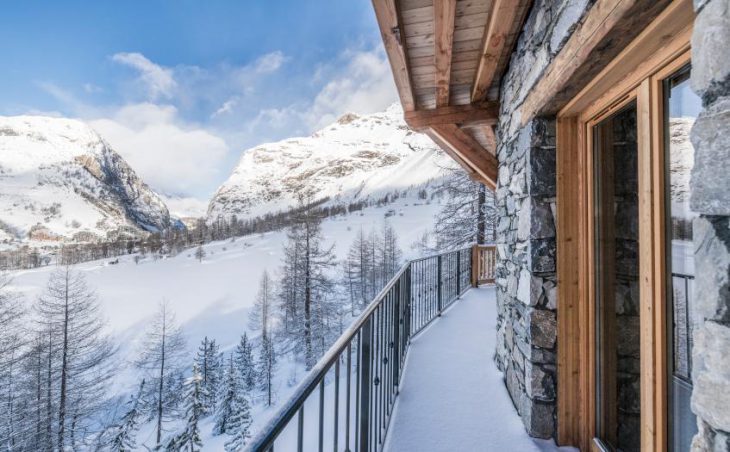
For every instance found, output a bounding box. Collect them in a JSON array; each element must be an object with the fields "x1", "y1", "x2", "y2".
[{"x1": 0, "y1": 189, "x2": 415, "y2": 272}]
